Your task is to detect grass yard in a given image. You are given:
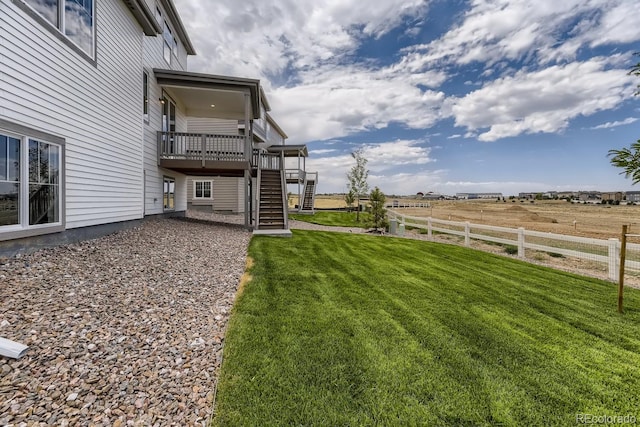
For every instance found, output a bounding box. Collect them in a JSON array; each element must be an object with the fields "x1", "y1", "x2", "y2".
[
  {"x1": 289, "y1": 210, "x2": 369, "y2": 227},
  {"x1": 213, "y1": 231, "x2": 640, "y2": 426}
]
